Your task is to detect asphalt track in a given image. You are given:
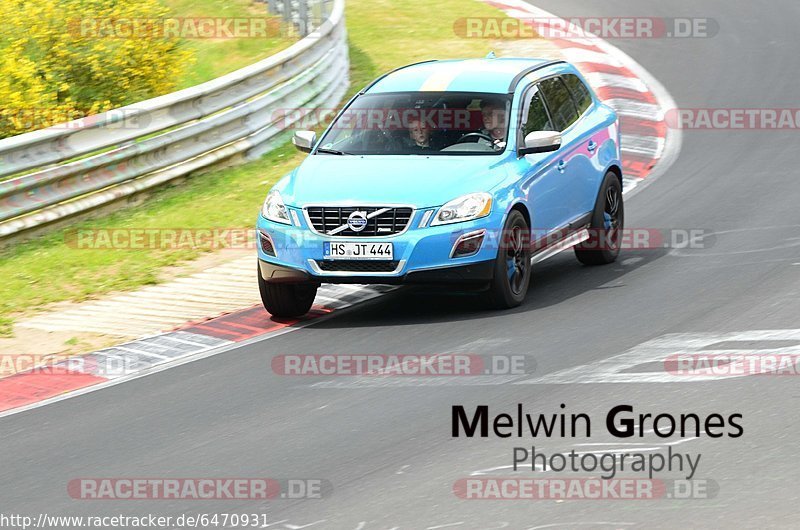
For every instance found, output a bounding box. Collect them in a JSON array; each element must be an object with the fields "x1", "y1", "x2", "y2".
[{"x1": 2, "y1": 0, "x2": 800, "y2": 528}]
